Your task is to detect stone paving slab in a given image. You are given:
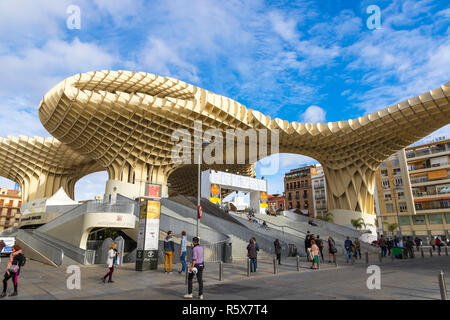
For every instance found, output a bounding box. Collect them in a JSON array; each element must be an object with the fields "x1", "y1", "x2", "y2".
[{"x1": 0, "y1": 252, "x2": 448, "y2": 300}]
